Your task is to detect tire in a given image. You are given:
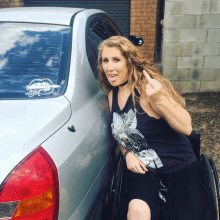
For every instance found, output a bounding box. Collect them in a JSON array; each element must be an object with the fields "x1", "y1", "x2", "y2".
[
  {"x1": 209, "y1": 159, "x2": 220, "y2": 220},
  {"x1": 101, "y1": 155, "x2": 114, "y2": 220},
  {"x1": 111, "y1": 153, "x2": 125, "y2": 220},
  {"x1": 201, "y1": 154, "x2": 218, "y2": 215}
]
